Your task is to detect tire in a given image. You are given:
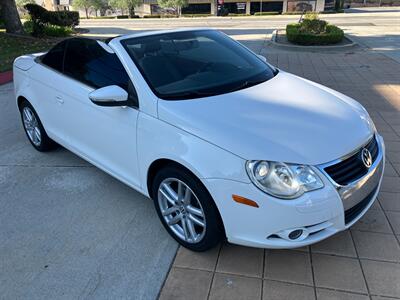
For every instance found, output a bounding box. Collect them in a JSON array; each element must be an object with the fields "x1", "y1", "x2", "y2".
[
  {"x1": 152, "y1": 165, "x2": 223, "y2": 252},
  {"x1": 19, "y1": 100, "x2": 57, "y2": 152}
]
